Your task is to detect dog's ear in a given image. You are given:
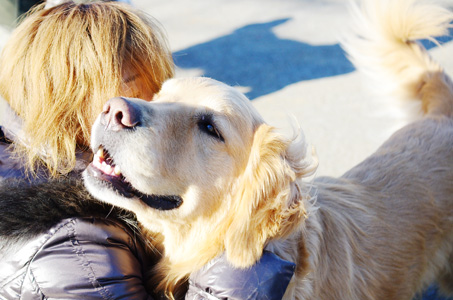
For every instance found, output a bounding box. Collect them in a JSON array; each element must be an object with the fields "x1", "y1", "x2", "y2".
[{"x1": 225, "y1": 124, "x2": 316, "y2": 268}]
